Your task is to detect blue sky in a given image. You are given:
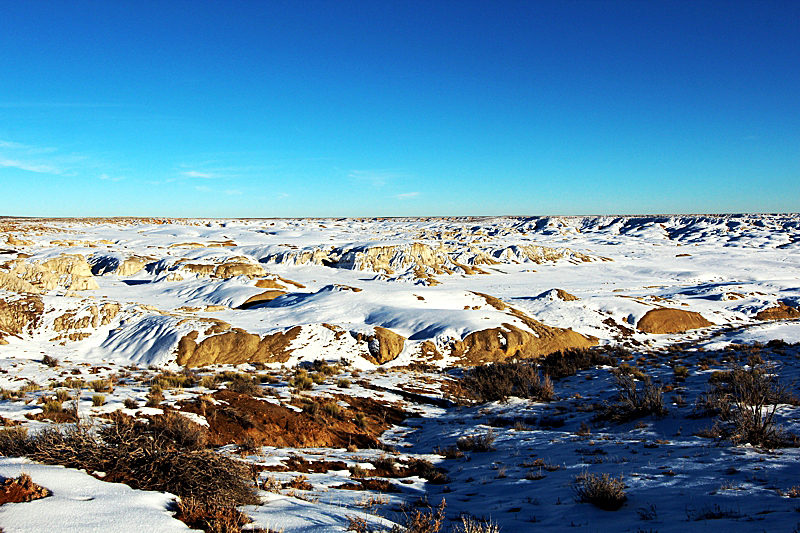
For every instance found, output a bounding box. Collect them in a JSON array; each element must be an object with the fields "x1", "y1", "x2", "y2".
[{"x1": 1, "y1": 1, "x2": 797, "y2": 217}]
